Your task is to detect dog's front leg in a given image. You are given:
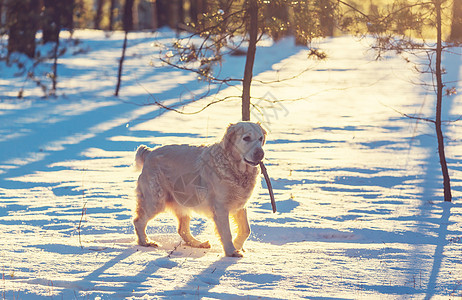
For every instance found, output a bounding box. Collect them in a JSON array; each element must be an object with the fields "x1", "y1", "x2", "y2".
[
  {"x1": 232, "y1": 208, "x2": 250, "y2": 251},
  {"x1": 213, "y1": 207, "x2": 243, "y2": 257}
]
